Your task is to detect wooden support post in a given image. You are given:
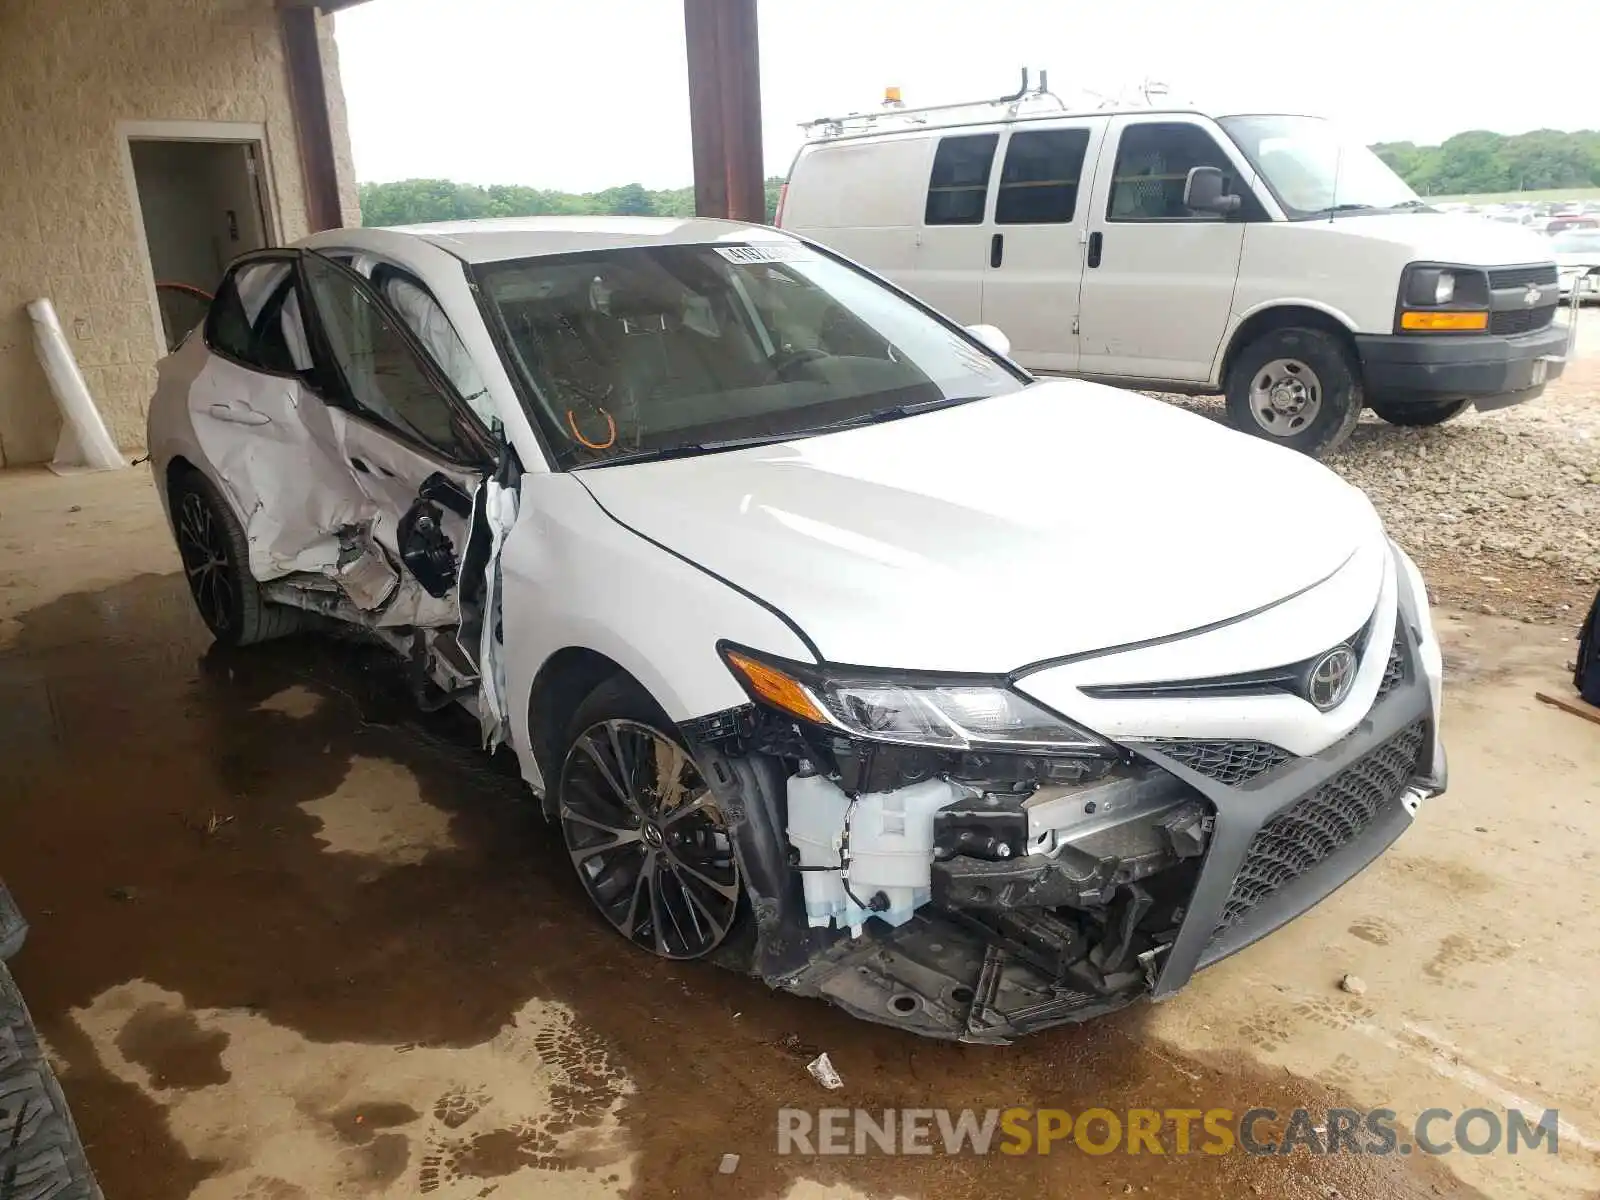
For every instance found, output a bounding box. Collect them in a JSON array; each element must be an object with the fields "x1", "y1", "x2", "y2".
[{"x1": 684, "y1": 0, "x2": 766, "y2": 222}]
